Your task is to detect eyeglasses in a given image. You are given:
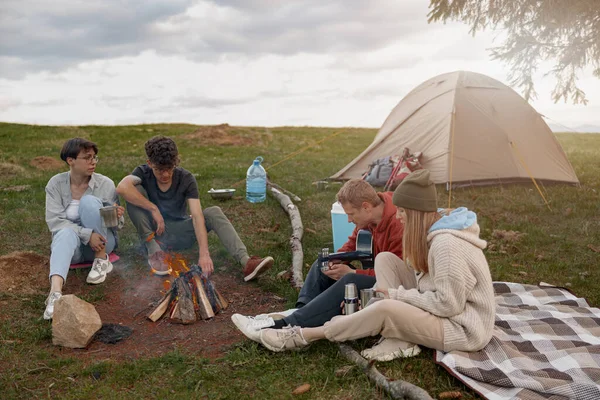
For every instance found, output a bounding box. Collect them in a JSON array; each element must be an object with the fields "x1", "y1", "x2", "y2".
[{"x1": 77, "y1": 155, "x2": 99, "y2": 164}]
